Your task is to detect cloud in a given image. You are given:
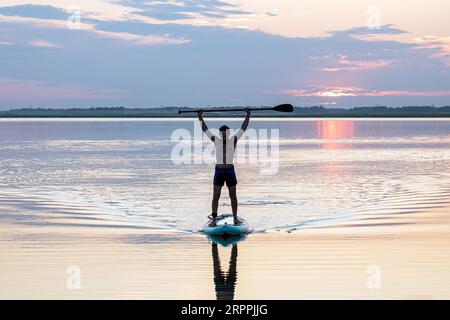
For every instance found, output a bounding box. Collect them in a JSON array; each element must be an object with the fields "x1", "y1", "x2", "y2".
[
  {"x1": 413, "y1": 36, "x2": 450, "y2": 66},
  {"x1": 0, "y1": 4, "x2": 69, "y2": 20},
  {"x1": 331, "y1": 24, "x2": 407, "y2": 37},
  {"x1": 353, "y1": 32, "x2": 450, "y2": 68},
  {"x1": 0, "y1": 76, "x2": 127, "y2": 100},
  {"x1": 264, "y1": 9, "x2": 279, "y2": 17},
  {"x1": 93, "y1": 30, "x2": 189, "y2": 45},
  {"x1": 279, "y1": 86, "x2": 450, "y2": 98},
  {"x1": 0, "y1": 3, "x2": 134, "y2": 22},
  {"x1": 112, "y1": 0, "x2": 257, "y2": 31},
  {"x1": 0, "y1": 13, "x2": 94, "y2": 30},
  {"x1": 120, "y1": 0, "x2": 250, "y2": 20},
  {"x1": 310, "y1": 54, "x2": 393, "y2": 72},
  {"x1": 29, "y1": 38, "x2": 62, "y2": 48},
  {"x1": 0, "y1": 6, "x2": 189, "y2": 46}
]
